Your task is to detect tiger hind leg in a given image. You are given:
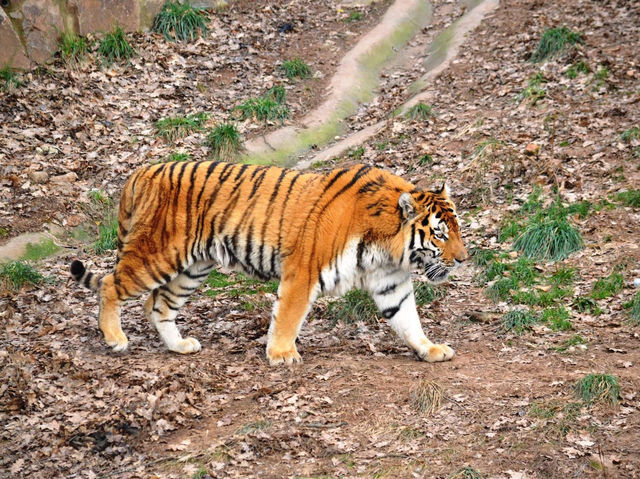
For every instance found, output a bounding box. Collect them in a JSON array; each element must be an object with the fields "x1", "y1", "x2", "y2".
[
  {"x1": 98, "y1": 273, "x2": 130, "y2": 352},
  {"x1": 144, "y1": 261, "x2": 215, "y2": 354}
]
